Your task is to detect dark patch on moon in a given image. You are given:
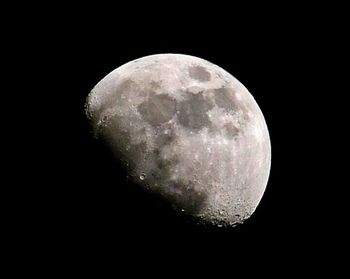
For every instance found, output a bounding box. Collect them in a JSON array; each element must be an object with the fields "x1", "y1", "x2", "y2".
[
  {"x1": 177, "y1": 92, "x2": 214, "y2": 130},
  {"x1": 156, "y1": 130, "x2": 177, "y2": 147},
  {"x1": 118, "y1": 79, "x2": 136, "y2": 93},
  {"x1": 188, "y1": 66, "x2": 211, "y2": 82},
  {"x1": 213, "y1": 87, "x2": 239, "y2": 112},
  {"x1": 128, "y1": 141, "x2": 147, "y2": 164},
  {"x1": 147, "y1": 152, "x2": 178, "y2": 197},
  {"x1": 224, "y1": 123, "x2": 240, "y2": 138},
  {"x1": 146, "y1": 125, "x2": 178, "y2": 183},
  {"x1": 113, "y1": 79, "x2": 138, "y2": 105},
  {"x1": 157, "y1": 156, "x2": 176, "y2": 176},
  {"x1": 213, "y1": 87, "x2": 252, "y2": 121},
  {"x1": 138, "y1": 93, "x2": 176, "y2": 127},
  {"x1": 150, "y1": 80, "x2": 161, "y2": 89}
]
